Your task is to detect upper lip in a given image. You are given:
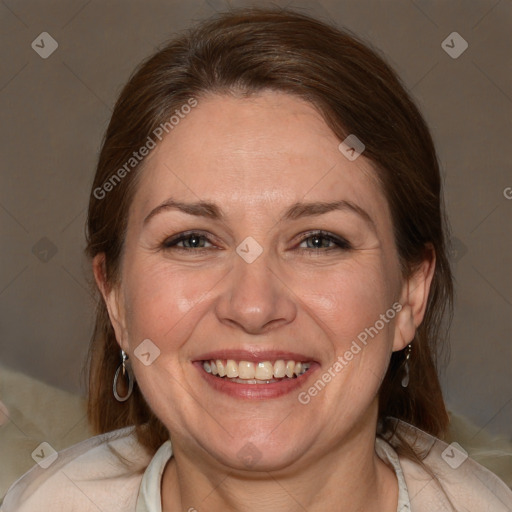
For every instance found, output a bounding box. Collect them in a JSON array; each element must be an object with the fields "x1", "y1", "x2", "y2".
[{"x1": 193, "y1": 349, "x2": 316, "y2": 363}]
